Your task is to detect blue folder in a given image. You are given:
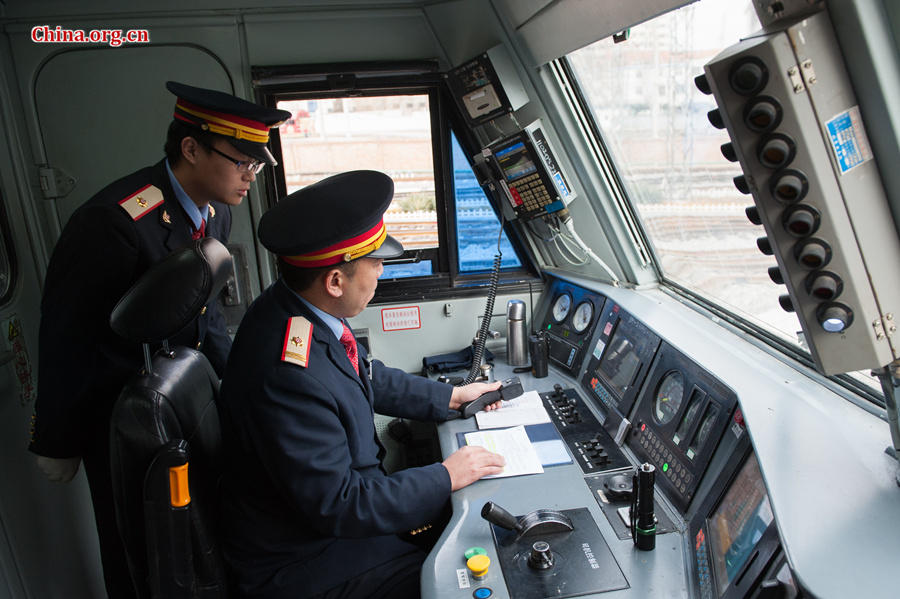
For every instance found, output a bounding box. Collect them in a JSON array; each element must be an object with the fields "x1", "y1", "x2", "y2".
[{"x1": 456, "y1": 422, "x2": 573, "y2": 467}]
